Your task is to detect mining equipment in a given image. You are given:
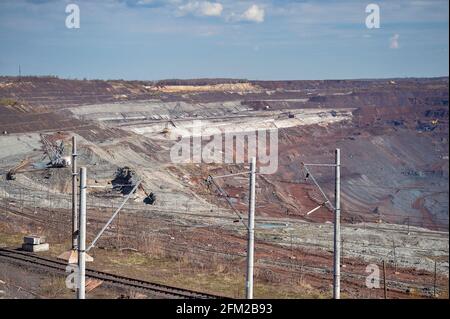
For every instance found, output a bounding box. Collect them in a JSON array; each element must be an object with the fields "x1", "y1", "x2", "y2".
[
  {"x1": 6, "y1": 158, "x2": 31, "y2": 180},
  {"x1": 6, "y1": 135, "x2": 70, "y2": 180},
  {"x1": 161, "y1": 119, "x2": 177, "y2": 135},
  {"x1": 112, "y1": 166, "x2": 139, "y2": 194},
  {"x1": 277, "y1": 111, "x2": 295, "y2": 119},
  {"x1": 40, "y1": 134, "x2": 71, "y2": 168},
  {"x1": 139, "y1": 184, "x2": 156, "y2": 205},
  {"x1": 112, "y1": 167, "x2": 156, "y2": 204},
  {"x1": 161, "y1": 122, "x2": 170, "y2": 134}
]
